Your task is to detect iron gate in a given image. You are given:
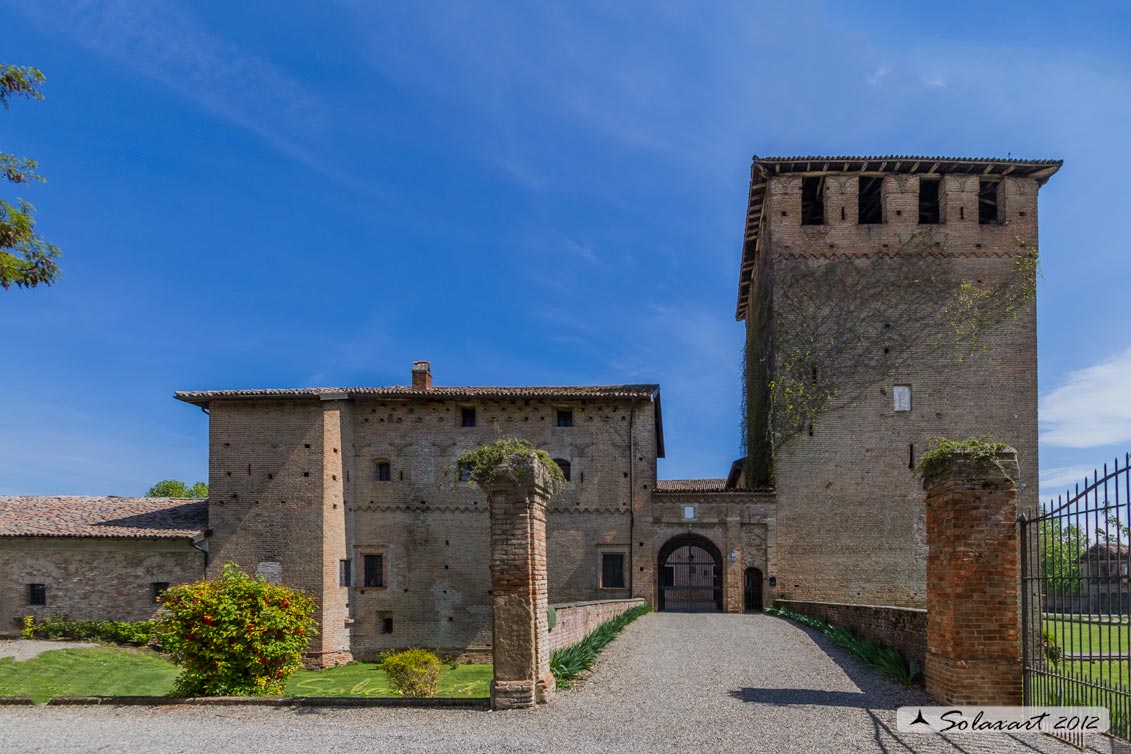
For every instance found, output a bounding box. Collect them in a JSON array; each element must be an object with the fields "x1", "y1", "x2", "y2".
[
  {"x1": 658, "y1": 535, "x2": 722, "y2": 612},
  {"x1": 1022, "y1": 454, "x2": 1131, "y2": 745}
]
